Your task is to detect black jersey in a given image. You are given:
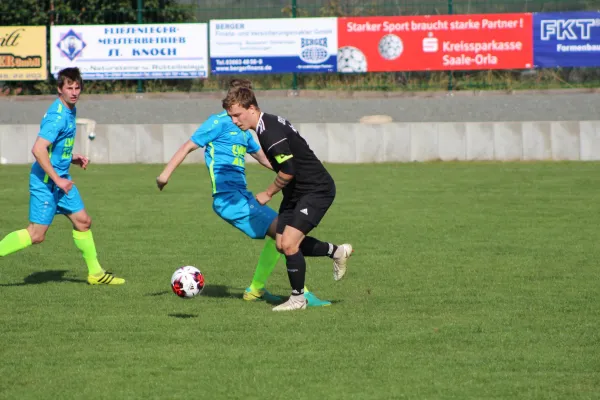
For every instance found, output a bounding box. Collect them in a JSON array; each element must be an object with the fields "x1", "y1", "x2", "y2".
[{"x1": 256, "y1": 112, "x2": 334, "y2": 198}]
